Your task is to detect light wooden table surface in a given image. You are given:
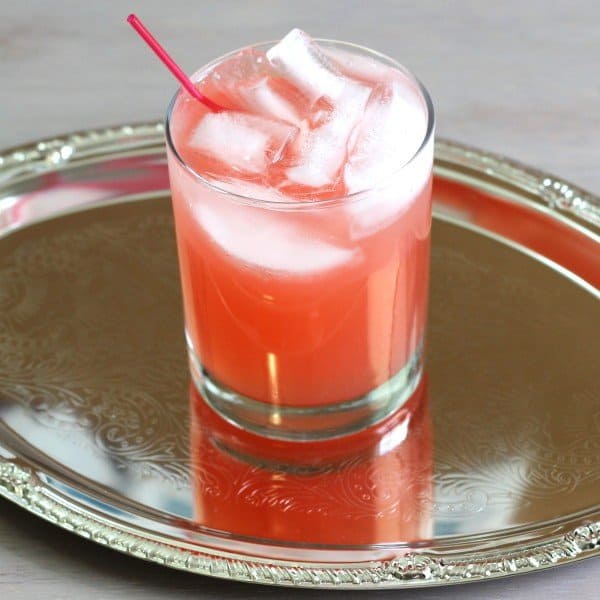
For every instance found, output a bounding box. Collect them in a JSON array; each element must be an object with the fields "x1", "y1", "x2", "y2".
[{"x1": 1, "y1": 1, "x2": 598, "y2": 598}]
